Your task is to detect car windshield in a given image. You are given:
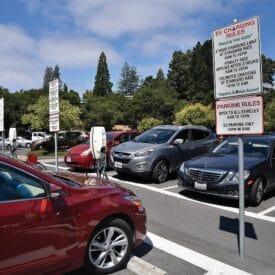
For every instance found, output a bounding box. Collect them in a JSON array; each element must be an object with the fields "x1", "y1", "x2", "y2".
[
  {"x1": 213, "y1": 137, "x2": 271, "y2": 158},
  {"x1": 134, "y1": 128, "x2": 176, "y2": 144},
  {"x1": 84, "y1": 132, "x2": 117, "y2": 145}
]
